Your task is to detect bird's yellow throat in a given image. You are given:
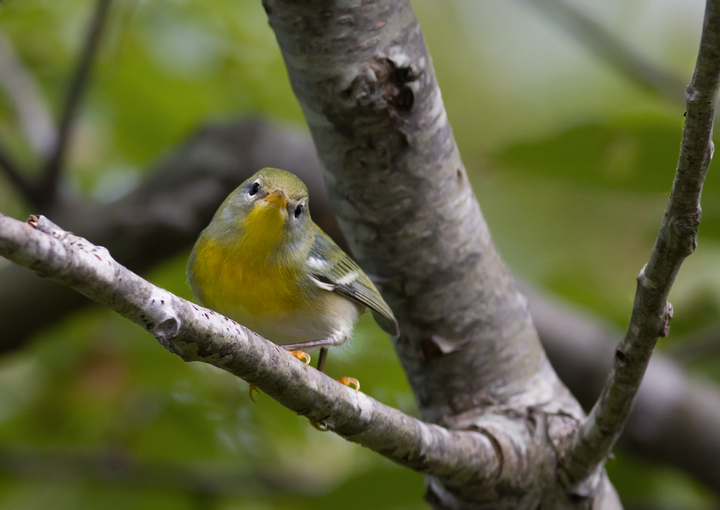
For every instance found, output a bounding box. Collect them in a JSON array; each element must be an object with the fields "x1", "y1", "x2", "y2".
[
  {"x1": 191, "y1": 201, "x2": 302, "y2": 318},
  {"x1": 240, "y1": 200, "x2": 286, "y2": 259}
]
